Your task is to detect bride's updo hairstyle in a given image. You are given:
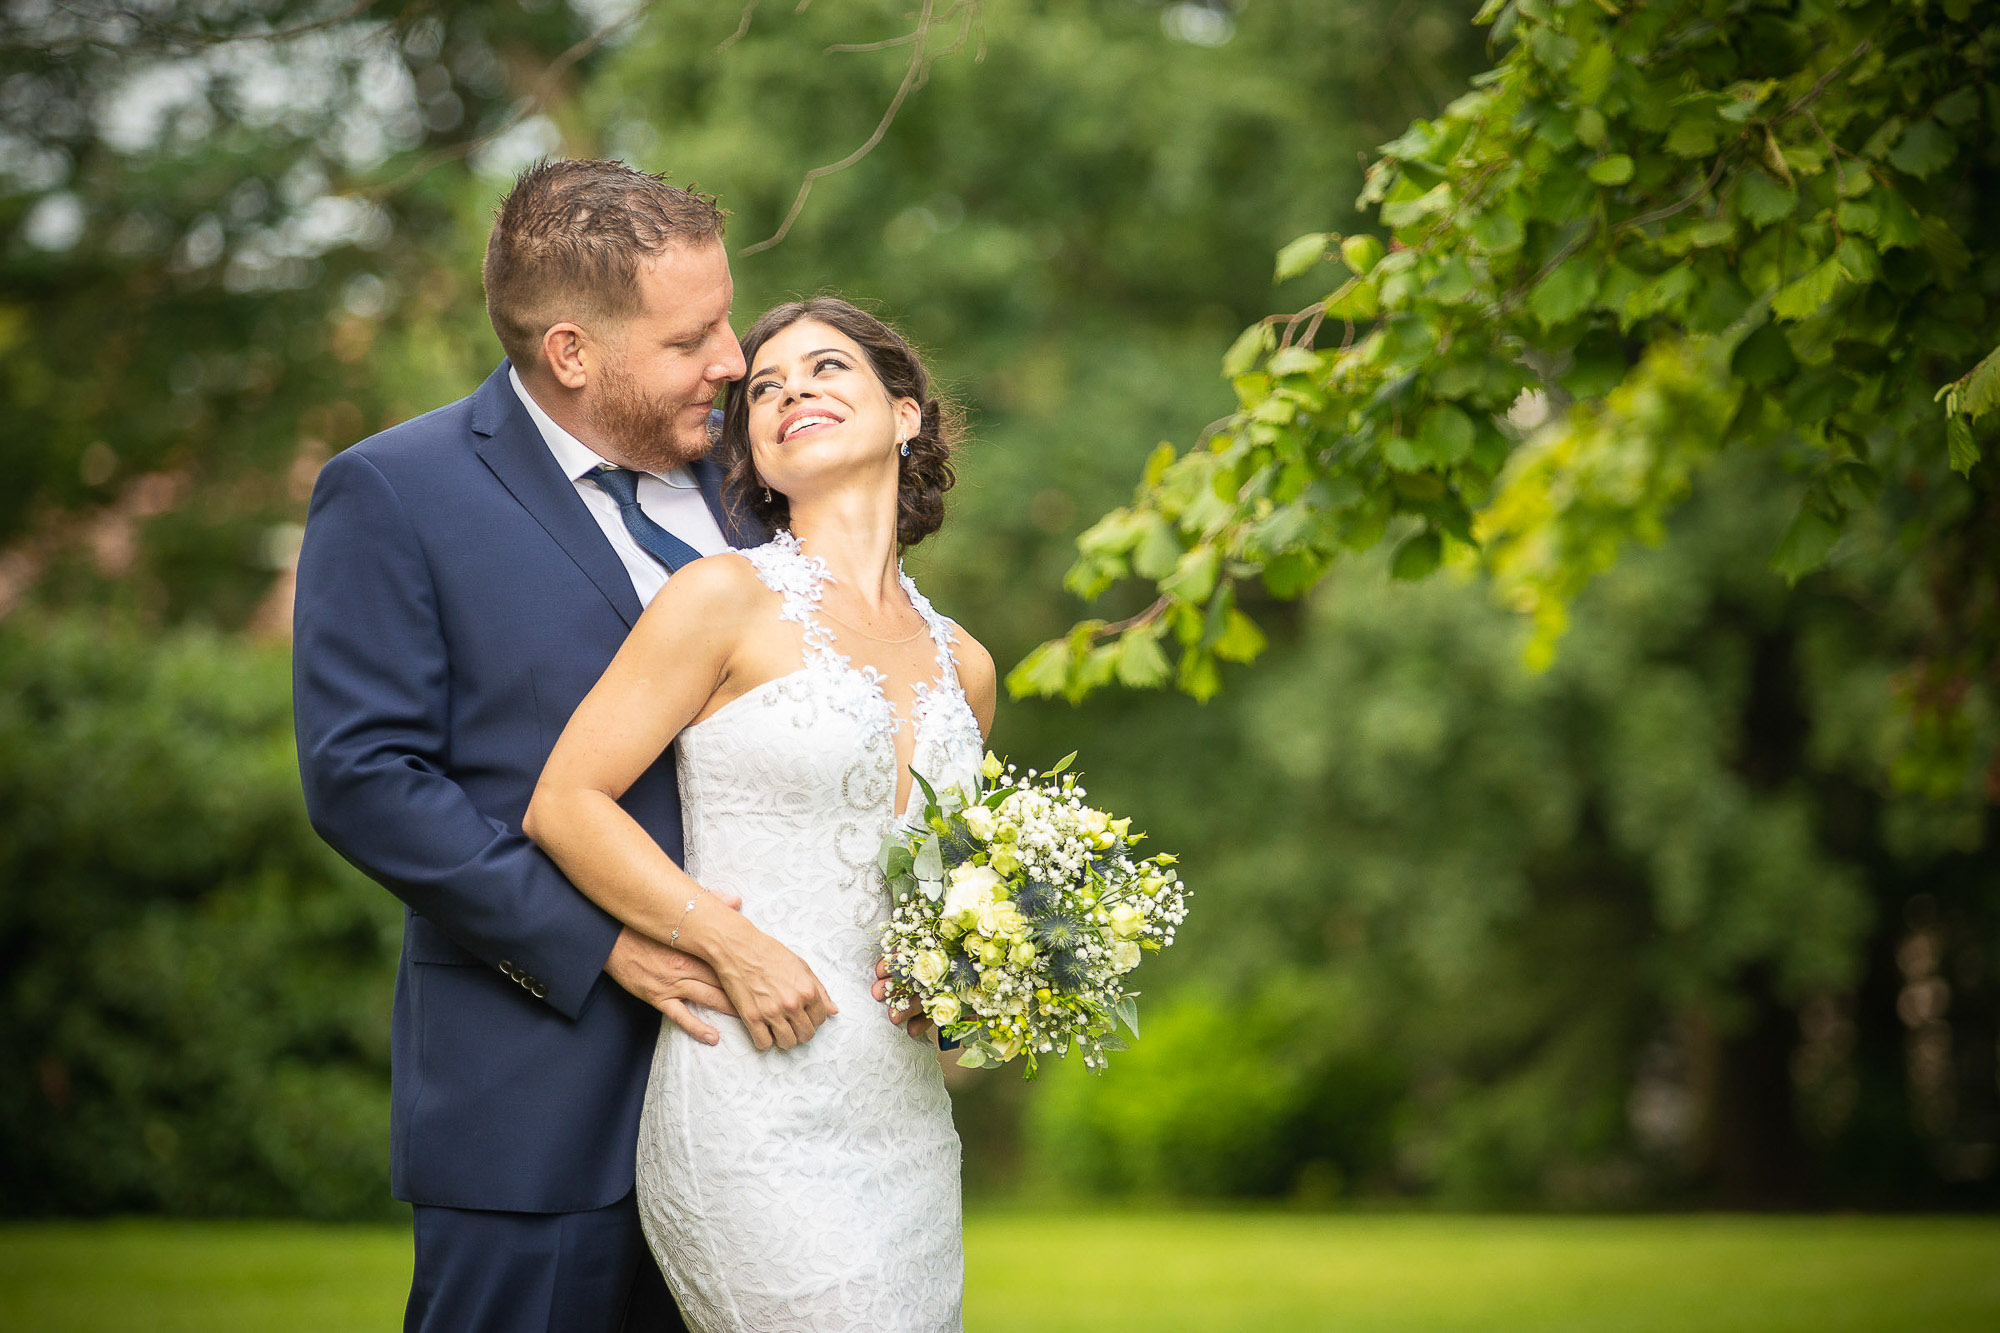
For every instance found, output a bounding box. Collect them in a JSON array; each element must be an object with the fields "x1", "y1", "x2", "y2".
[{"x1": 721, "y1": 297, "x2": 961, "y2": 548}]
